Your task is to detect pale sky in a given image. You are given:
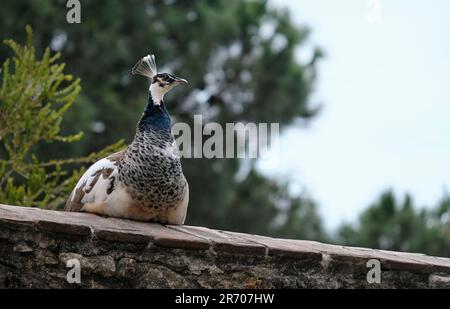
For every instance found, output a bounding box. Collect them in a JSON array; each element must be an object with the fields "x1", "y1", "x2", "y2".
[{"x1": 259, "y1": 0, "x2": 450, "y2": 231}]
